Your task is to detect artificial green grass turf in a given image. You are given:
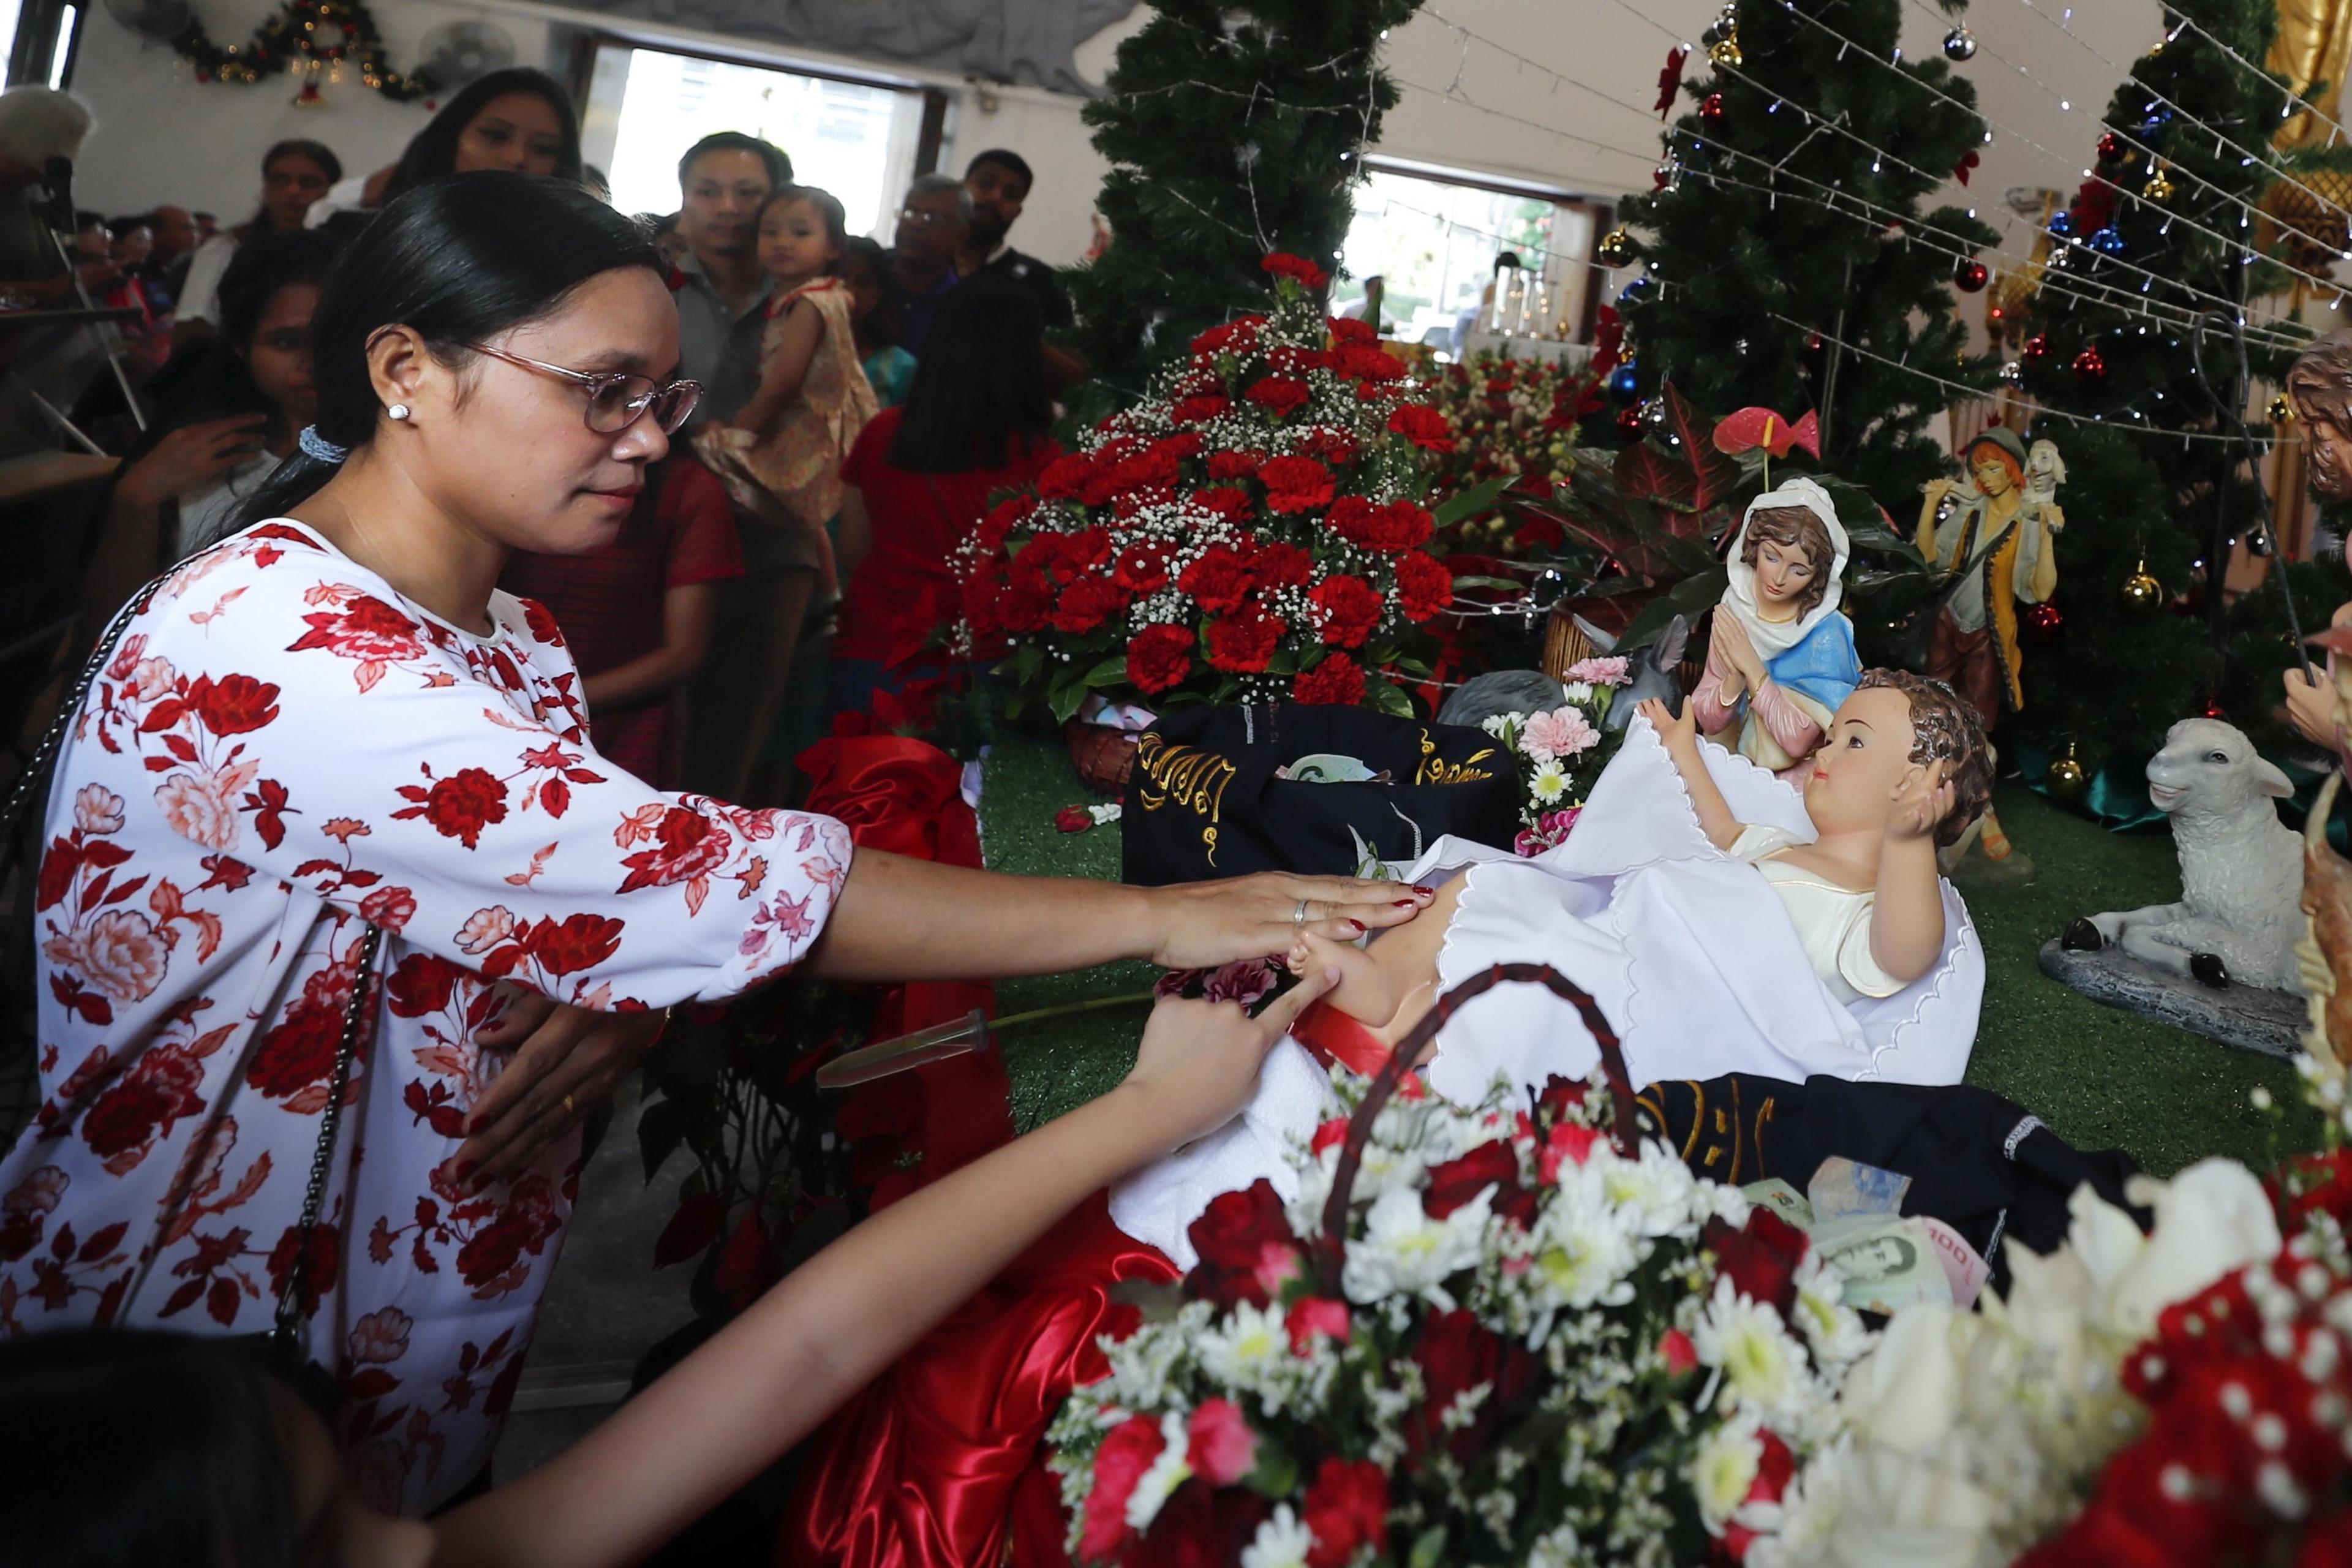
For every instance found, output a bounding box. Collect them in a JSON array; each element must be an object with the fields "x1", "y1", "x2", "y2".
[{"x1": 981, "y1": 735, "x2": 2318, "y2": 1174}]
